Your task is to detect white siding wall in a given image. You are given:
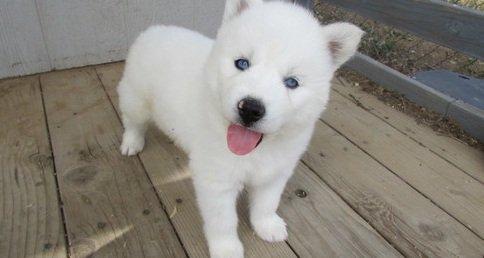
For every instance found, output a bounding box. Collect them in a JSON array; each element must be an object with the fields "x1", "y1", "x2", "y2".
[
  {"x1": 0, "y1": 0, "x2": 51, "y2": 78},
  {"x1": 0, "y1": 0, "x2": 225, "y2": 79},
  {"x1": 0, "y1": 0, "x2": 300, "y2": 79}
]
